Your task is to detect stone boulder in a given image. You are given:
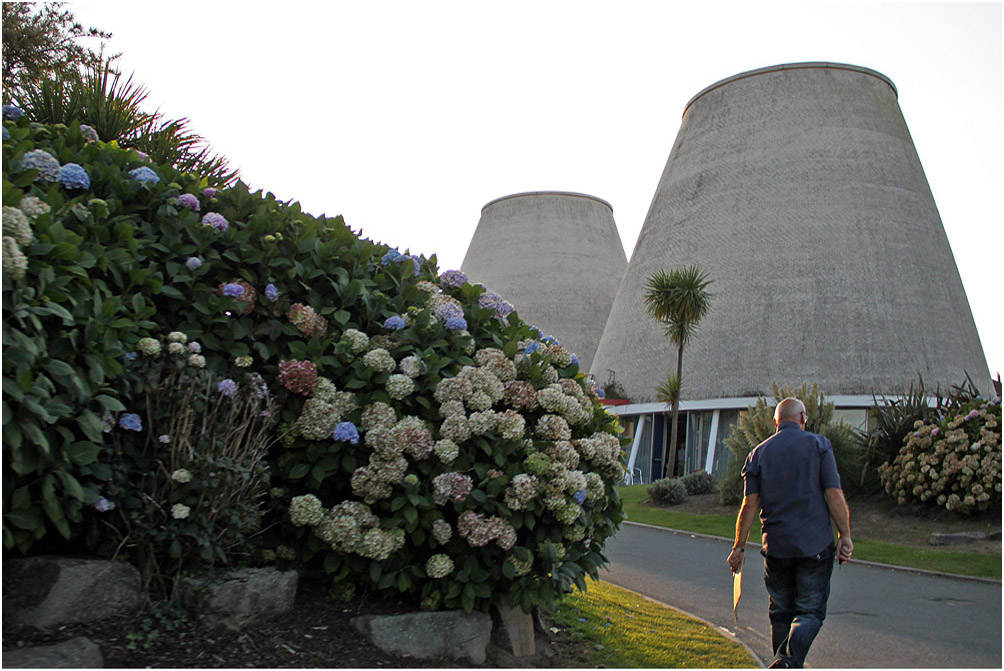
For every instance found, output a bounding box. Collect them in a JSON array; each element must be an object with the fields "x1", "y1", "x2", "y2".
[
  {"x1": 351, "y1": 610, "x2": 493, "y2": 665},
  {"x1": 173, "y1": 567, "x2": 297, "y2": 629},
  {"x1": 3, "y1": 557, "x2": 142, "y2": 628},
  {"x1": 2, "y1": 636, "x2": 104, "y2": 668}
]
